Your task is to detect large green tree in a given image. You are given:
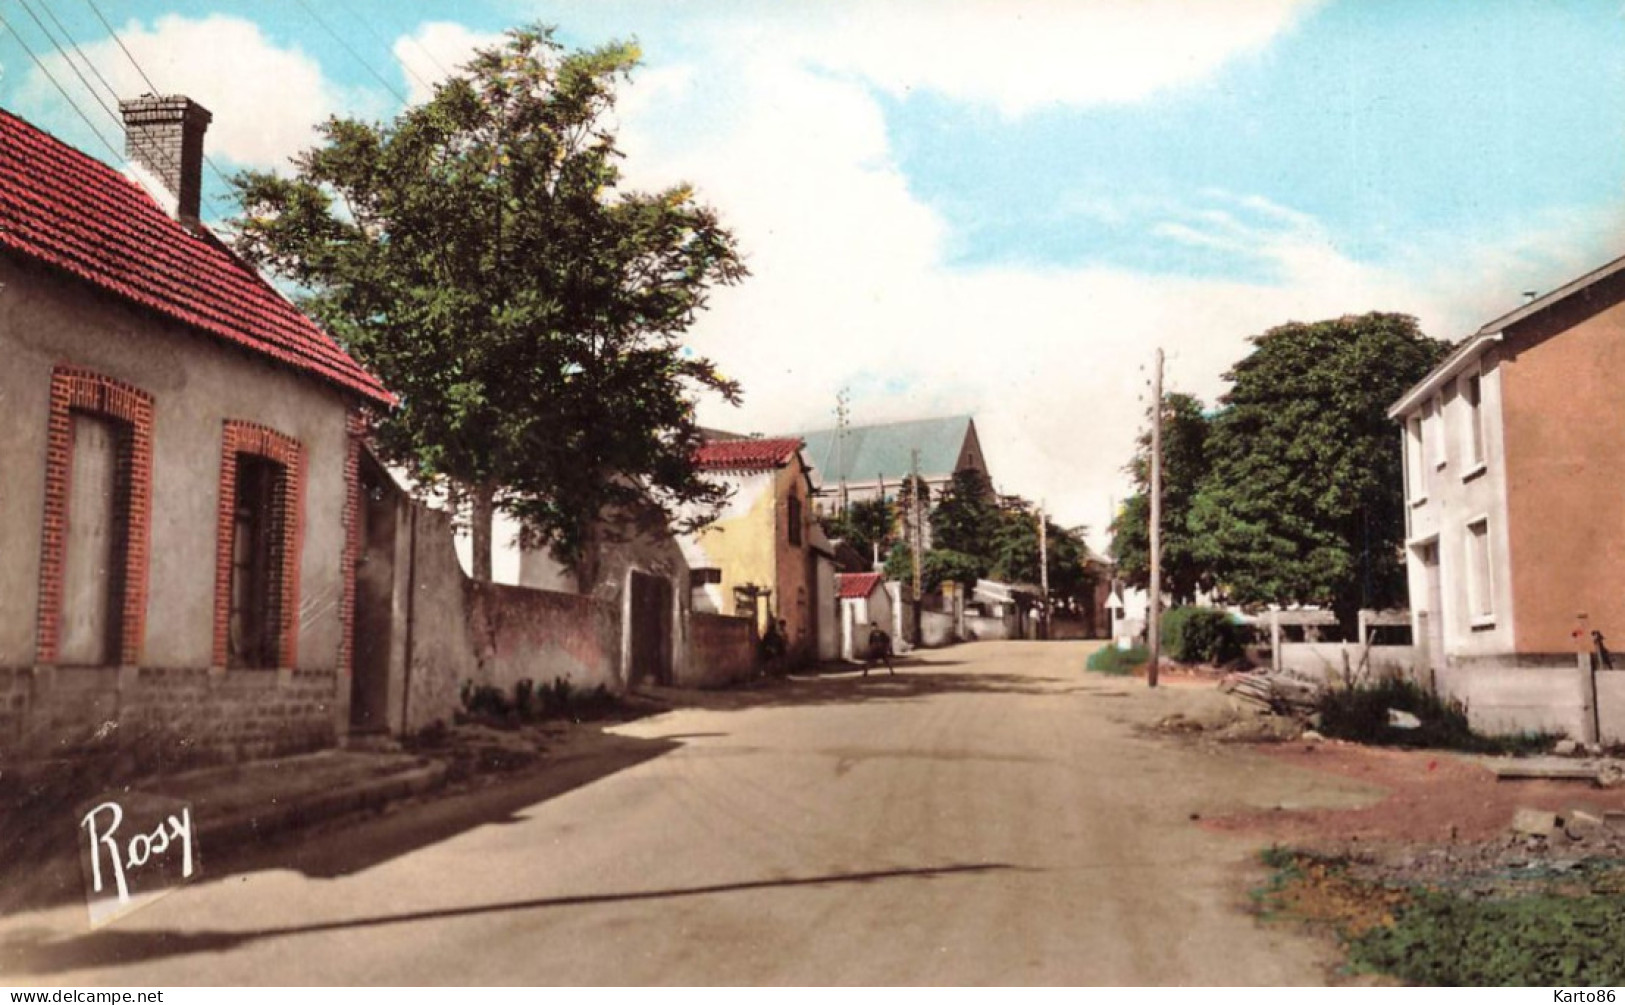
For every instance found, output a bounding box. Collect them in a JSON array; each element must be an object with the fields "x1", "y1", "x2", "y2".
[
  {"x1": 929, "y1": 468, "x2": 999, "y2": 559},
  {"x1": 990, "y1": 498, "x2": 1094, "y2": 609},
  {"x1": 1189, "y1": 313, "x2": 1451, "y2": 627},
  {"x1": 231, "y1": 25, "x2": 746, "y2": 581},
  {"x1": 820, "y1": 496, "x2": 896, "y2": 566},
  {"x1": 1108, "y1": 392, "x2": 1213, "y2": 605}
]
